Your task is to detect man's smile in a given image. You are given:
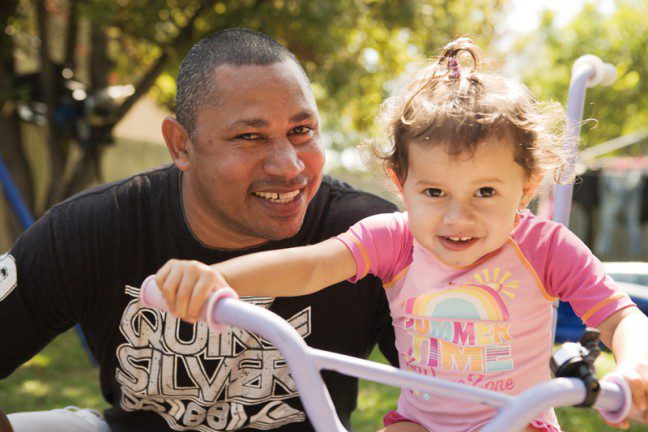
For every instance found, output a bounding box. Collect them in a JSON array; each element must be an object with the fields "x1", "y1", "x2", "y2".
[{"x1": 252, "y1": 190, "x2": 301, "y2": 204}]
